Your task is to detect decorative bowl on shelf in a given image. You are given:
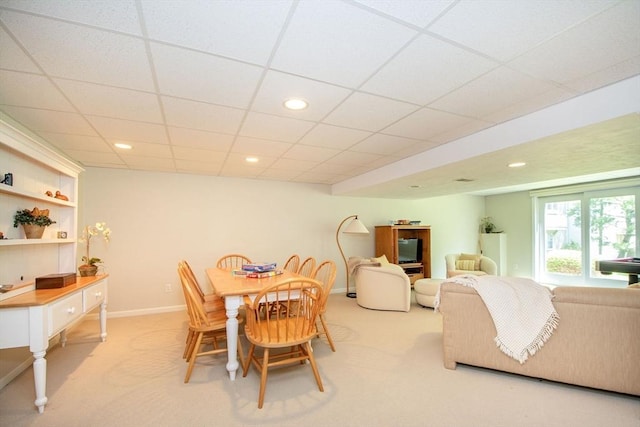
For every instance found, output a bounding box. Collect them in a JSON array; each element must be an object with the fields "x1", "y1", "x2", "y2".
[{"x1": 396, "y1": 219, "x2": 410, "y2": 225}]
